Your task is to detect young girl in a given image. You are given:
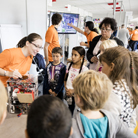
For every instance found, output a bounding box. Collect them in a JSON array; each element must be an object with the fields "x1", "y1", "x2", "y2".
[
  {"x1": 64, "y1": 46, "x2": 88, "y2": 114},
  {"x1": 99, "y1": 46, "x2": 138, "y2": 132},
  {"x1": 90, "y1": 39, "x2": 118, "y2": 71}
]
